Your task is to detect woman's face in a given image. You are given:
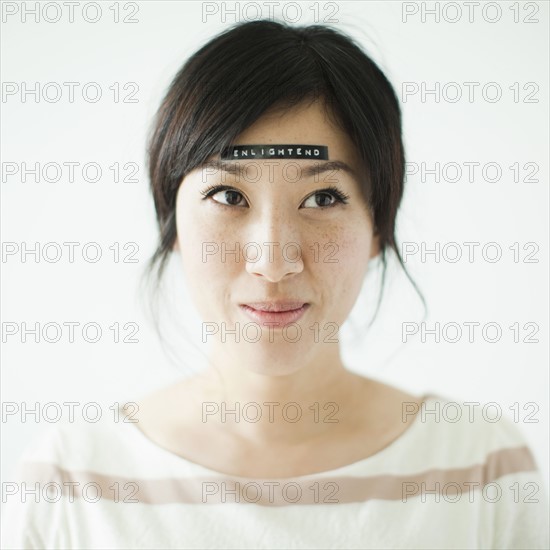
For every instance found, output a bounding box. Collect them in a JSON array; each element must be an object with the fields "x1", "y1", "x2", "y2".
[{"x1": 175, "y1": 100, "x2": 379, "y2": 375}]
